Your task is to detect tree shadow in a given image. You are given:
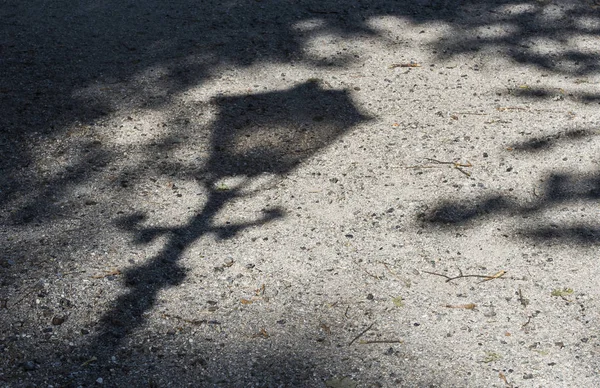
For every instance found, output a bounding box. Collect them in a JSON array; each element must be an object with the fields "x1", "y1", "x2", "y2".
[
  {"x1": 2, "y1": 0, "x2": 600, "y2": 384},
  {"x1": 88, "y1": 81, "x2": 368, "y2": 354},
  {"x1": 423, "y1": 128, "x2": 600, "y2": 244},
  {"x1": 431, "y1": 0, "x2": 600, "y2": 76},
  {"x1": 509, "y1": 127, "x2": 594, "y2": 152},
  {"x1": 2, "y1": 1, "x2": 599, "y2": 260},
  {"x1": 3, "y1": 0, "x2": 599, "y2": 209}
]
